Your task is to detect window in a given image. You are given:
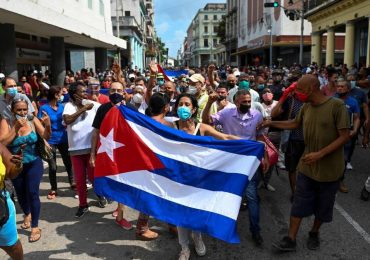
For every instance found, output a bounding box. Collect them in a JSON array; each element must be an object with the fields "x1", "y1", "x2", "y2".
[
  {"x1": 31, "y1": 35, "x2": 37, "y2": 42},
  {"x1": 15, "y1": 32, "x2": 30, "y2": 40},
  {"x1": 213, "y1": 26, "x2": 219, "y2": 33},
  {"x1": 213, "y1": 15, "x2": 217, "y2": 20},
  {"x1": 213, "y1": 39, "x2": 217, "y2": 46},
  {"x1": 204, "y1": 26, "x2": 208, "y2": 33},
  {"x1": 125, "y1": 11, "x2": 131, "y2": 16},
  {"x1": 88, "y1": 0, "x2": 92, "y2": 9},
  {"x1": 204, "y1": 39, "x2": 209, "y2": 47},
  {"x1": 40, "y1": 37, "x2": 49, "y2": 44},
  {"x1": 99, "y1": 0, "x2": 104, "y2": 16},
  {"x1": 204, "y1": 15, "x2": 208, "y2": 20}
]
